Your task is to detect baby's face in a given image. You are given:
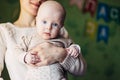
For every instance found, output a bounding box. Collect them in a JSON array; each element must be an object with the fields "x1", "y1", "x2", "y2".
[{"x1": 36, "y1": 2, "x2": 64, "y2": 40}]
